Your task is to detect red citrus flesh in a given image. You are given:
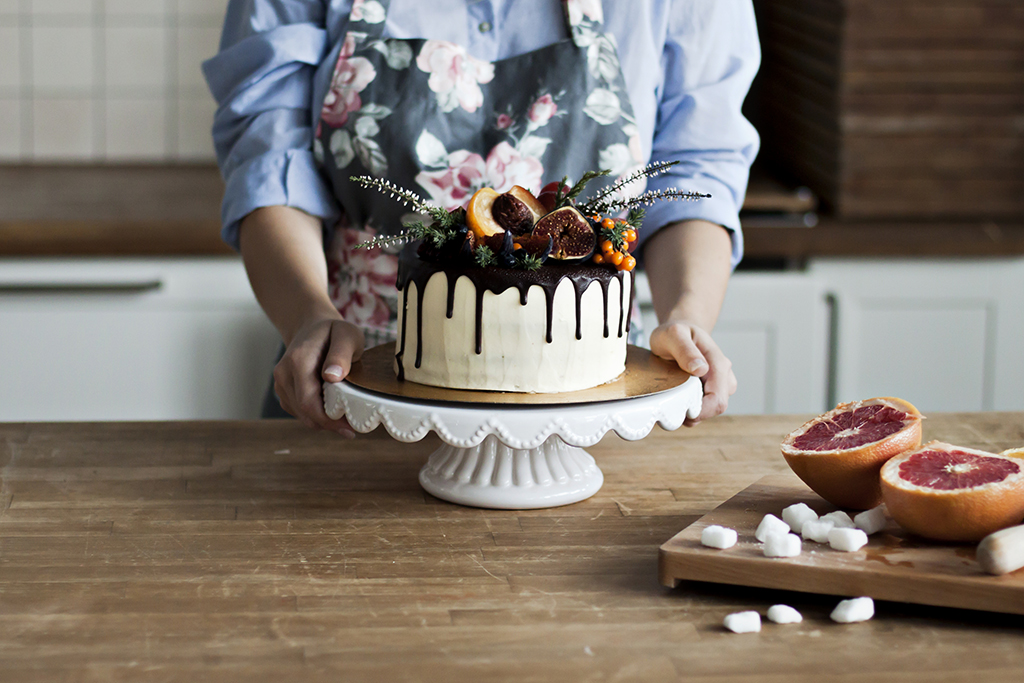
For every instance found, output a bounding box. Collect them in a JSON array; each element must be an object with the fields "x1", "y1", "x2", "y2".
[
  {"x1": 791, "y1": 403, "x2": 908, "y2": 451},
  {"x1": 881, "y1": 441, "x2": 1024, "y2": 542},
  {"x1": 781, "y1": 397, "x2": 923, "y2": 510}
]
